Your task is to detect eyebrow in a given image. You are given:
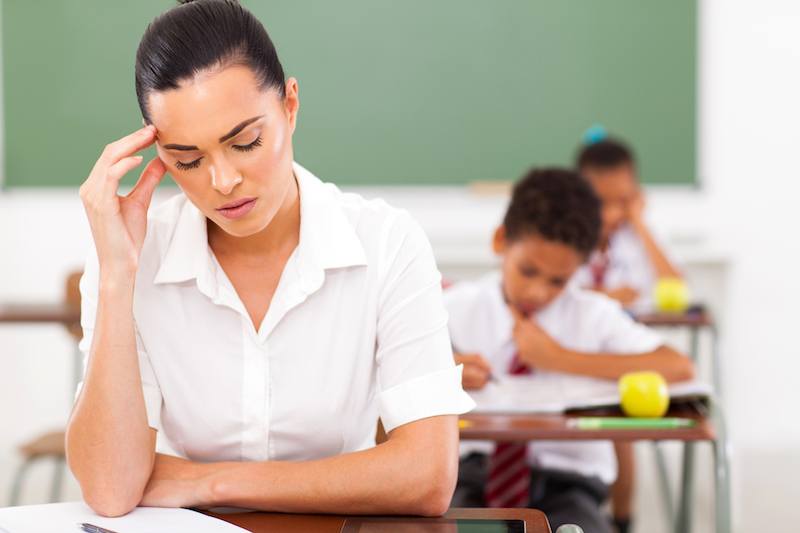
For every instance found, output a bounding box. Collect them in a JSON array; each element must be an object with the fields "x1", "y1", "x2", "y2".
[{"x1": 161, "y1": 115, "x2": 265, "y2": 151}]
